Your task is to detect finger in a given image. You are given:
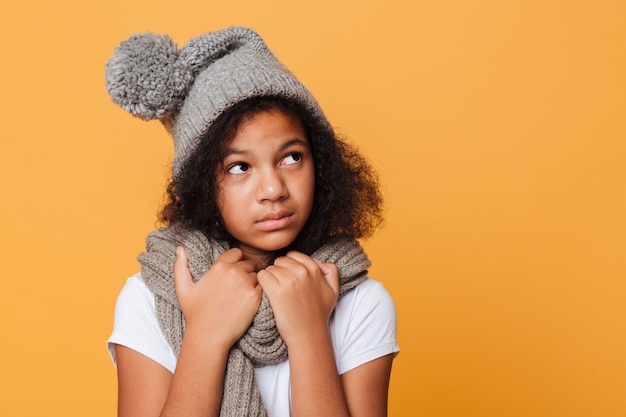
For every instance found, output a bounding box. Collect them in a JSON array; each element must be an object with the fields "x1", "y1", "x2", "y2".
[
  {"x1": 256, "y1": 268, "x2": 279, "y2": 291},
  {"x1": 218, "y1": 247, "x2": 244, "y2": 264},
  {"x1": 174, "y1": 246, "x2": 194, "y2": 297},
  {"x1": 284, "y1": 251, "x2": 316, "y2": 268},
  {"x1": 314, "y1": 259, "x2": 339, "y2": 296},
  {"x1": 245, "y1": 270, "x2": 260, "y2": 286},
  {"x1": 272, "y1": 255, "x2": 301, "y2": 270},
  {"x1": 275, "y1": 252, "x2": 317, "y2": 276}
]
